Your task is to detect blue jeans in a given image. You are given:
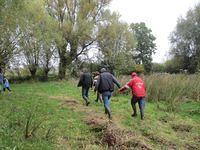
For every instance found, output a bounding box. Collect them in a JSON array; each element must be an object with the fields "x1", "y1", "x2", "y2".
[
  {"x1": 131, "y1": 96, "x2": 145, "y2": 119},
  {"x1": 82, "y1": 87, "x2": 89, "y2": 102},
  {"x1": 102, "y1": 91, "x2": 112, "y2": 118}
]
